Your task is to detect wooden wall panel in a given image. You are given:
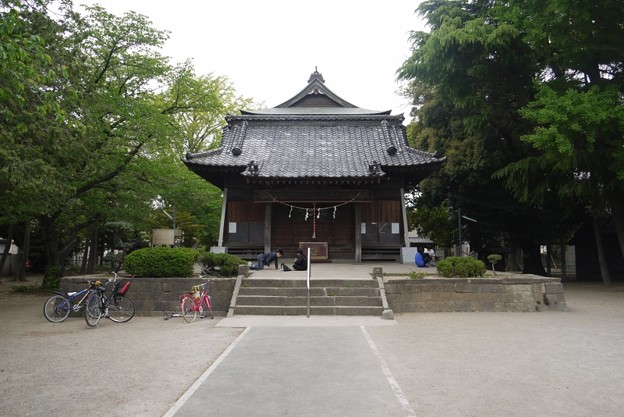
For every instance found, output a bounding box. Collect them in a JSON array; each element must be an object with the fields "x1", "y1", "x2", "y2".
[
  {"x1": 361, "y1": 200, "x2": 401, "y2": 223},
  {"x1": 272, "y1": 203, "x2": 354, "y2": 251},
  {"x1": 227, "y1": 201, "x2": 265, "y2": 222}
]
